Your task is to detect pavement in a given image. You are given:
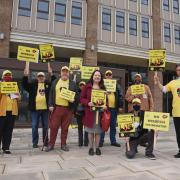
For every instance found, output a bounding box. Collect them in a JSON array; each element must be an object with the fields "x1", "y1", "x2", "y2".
[{"x1": 0, "y1": 121, "x2": 180, "y2": 180}]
